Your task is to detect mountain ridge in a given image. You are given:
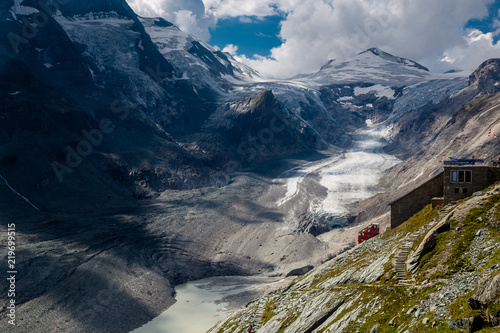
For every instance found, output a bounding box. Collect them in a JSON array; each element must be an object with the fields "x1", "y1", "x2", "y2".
[
  {"x1": 210, "y1": 184, "x2": 500, "y2": 332},
  {"x1": 1, "y1": 1, "x2": 500, "y2": 332}
]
